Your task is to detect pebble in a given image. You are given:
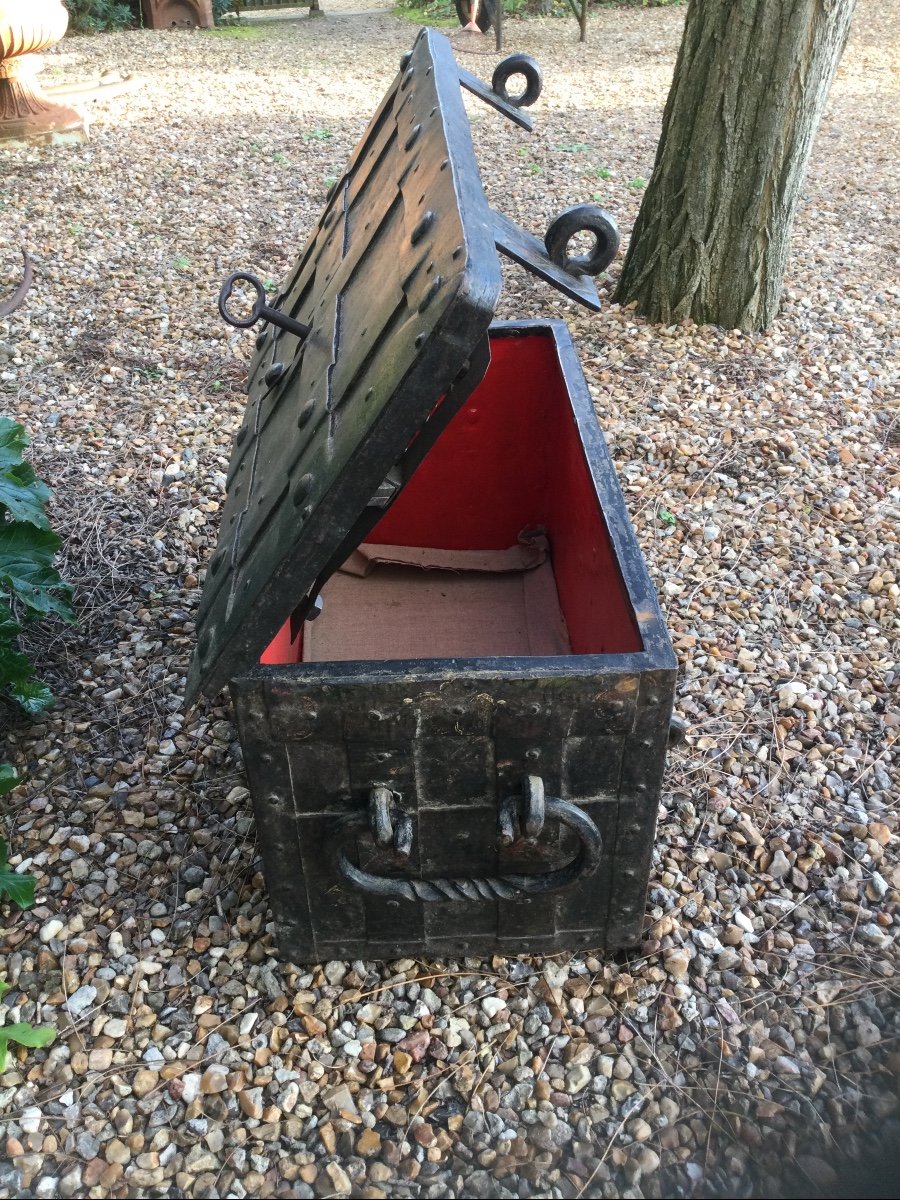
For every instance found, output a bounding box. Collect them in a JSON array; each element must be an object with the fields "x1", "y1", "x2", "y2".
[
  {"x1": 768, "y1": 849, "x2": 792, "y2": 879},
  {"x1": 39, "y1": 919, "x2": 64, "y2": 944},
  {"x1": 565, "y1": 1065, "x2": 592, "y2": 1094},
  {"x1": 19, "y1": 1107, "x2": 42, "y2": 1134},
  {"x1": 64, "y1": 985, "x2": 96, "y2": 1017}
]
